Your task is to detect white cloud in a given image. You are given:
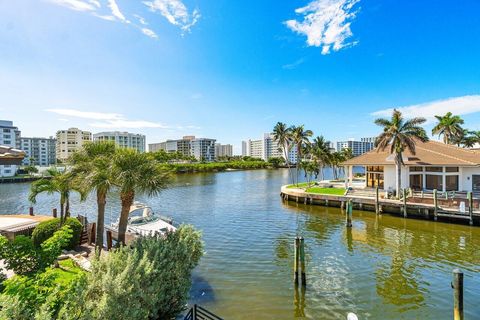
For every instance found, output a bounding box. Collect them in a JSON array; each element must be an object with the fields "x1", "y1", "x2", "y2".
[
  {"x1": 282, "y1": 58, "x2": 305, "y2": 70},
  {"x1": 143, "y1": 0, "x2": 200, "y2": 33},
  {"x1": 107, "y1": 0, "x2": 128, "y2": 23},
  {"x1": 141, "y1": 28, "x2": 158, "y2": 39},
  {"x1": 285, "y1": 0, "x2": 360, "y2": 55},
  {"x1": 46, "y1": 108, "x2": 165, "y2": 129},
  {"x1": 371, "y1": 95, "x2": 480, "y2": 123},
  {"x1": 48, "y1": 0, "x2": 97, "y2": 11},
  {"x1": 134, "y1": 14, "x2": 148, "y2": 25},
  {"x1": 88, "y1": 0, "x2": 100, "y2": 8}
]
